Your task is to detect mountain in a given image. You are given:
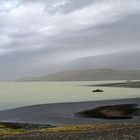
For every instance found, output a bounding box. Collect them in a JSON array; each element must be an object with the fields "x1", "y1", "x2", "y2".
[
  {"x1": 17, "y1": 50, "x2": 140, "y2": 81},
  {"x1": 18, "y1": 68, "x2": 140, "y2": 81}
]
